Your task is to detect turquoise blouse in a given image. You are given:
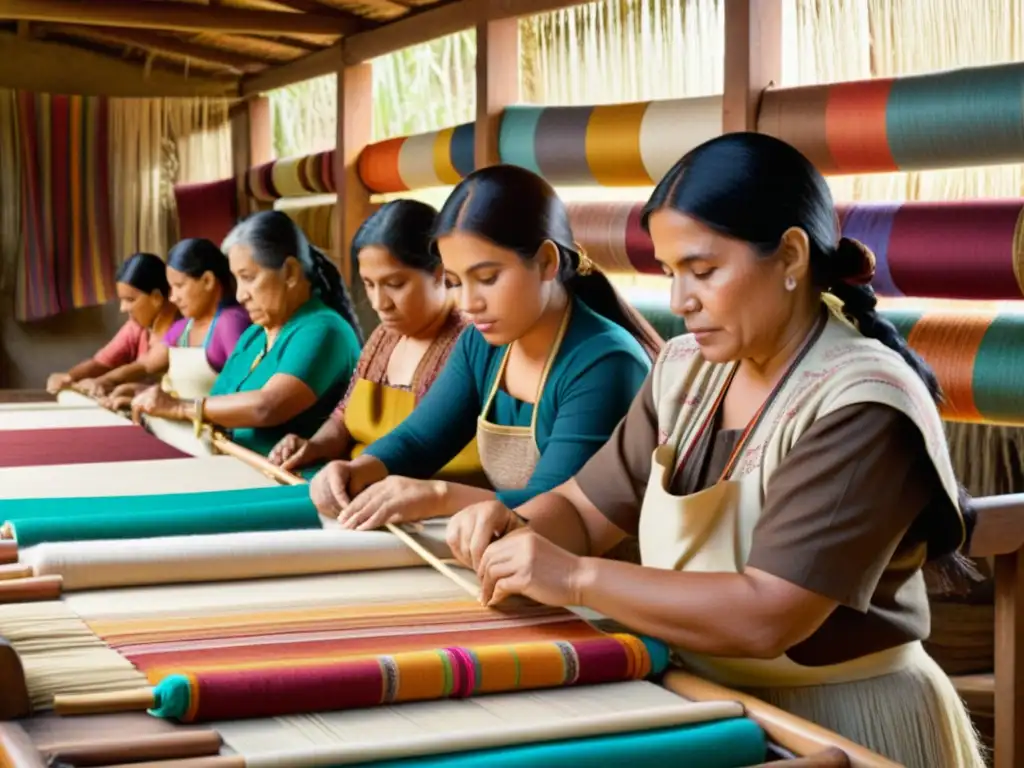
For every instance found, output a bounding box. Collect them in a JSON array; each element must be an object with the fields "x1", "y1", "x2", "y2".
[
  {"x1": 364, "y1": 298, "x2": 651, "y2": 507},
  {"x1": 211, "y1": 297, "x2": 361, "y2": 458}
]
